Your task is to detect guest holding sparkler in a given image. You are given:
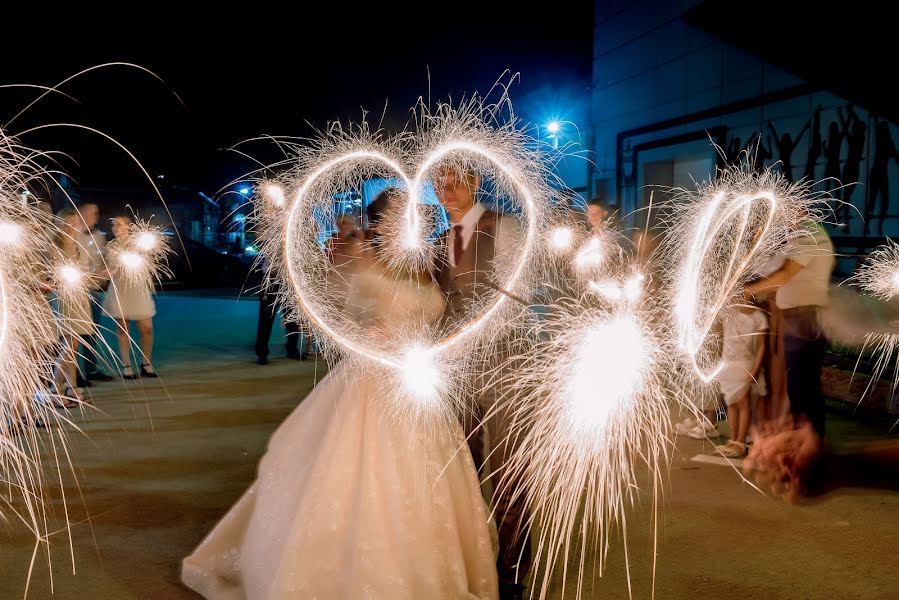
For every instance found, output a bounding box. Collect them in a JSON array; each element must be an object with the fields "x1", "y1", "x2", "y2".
[
  {"x1": 77, "y1": 202, "x2": 114, "y2": 384},
  {"x1": 745, "y1": 220, "x2": 834, "y2": 438},
  {"x1": 54, "y1": 208, "x2": 96, "y2": 403},
  {"x1": 103, "y1": 215, "x2": 158, "y2": 379},
  {"x1": 744, "y1": 219, "x2": 834, "y2": 493}
]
